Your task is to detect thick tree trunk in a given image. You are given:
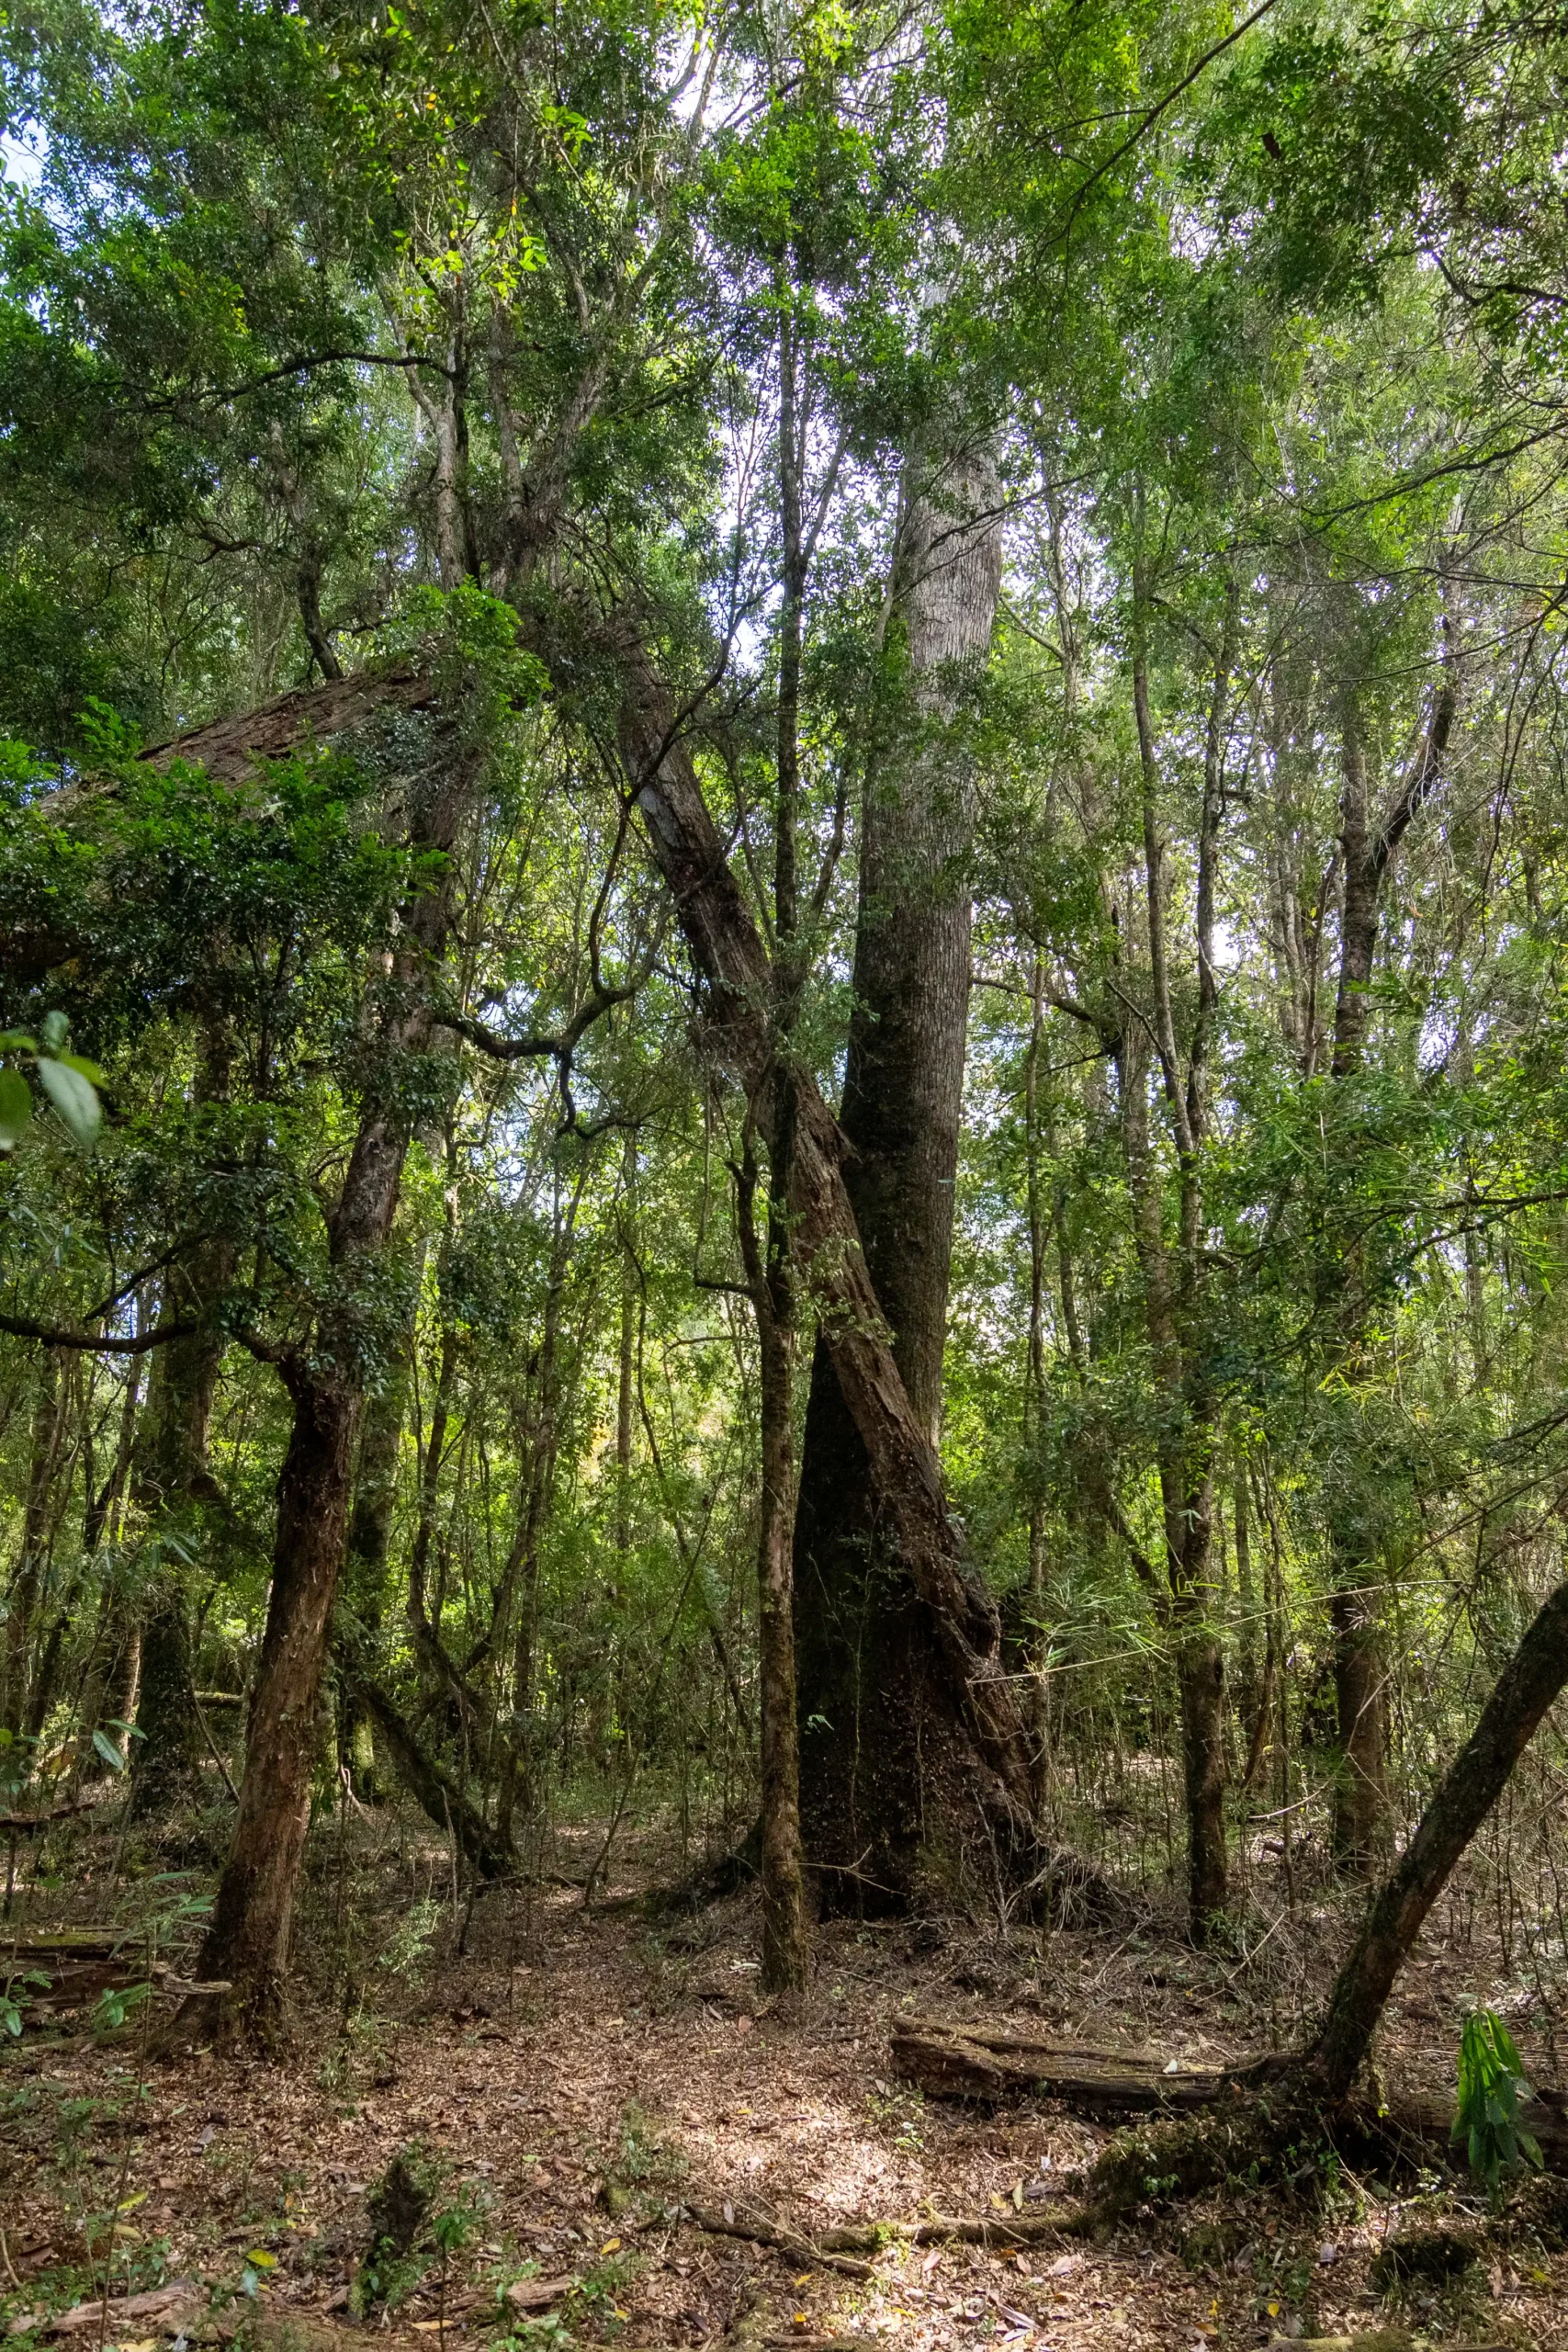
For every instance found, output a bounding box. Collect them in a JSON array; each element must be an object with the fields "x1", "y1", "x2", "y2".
[
  {"x1": 616, "y1": 535, "x2": 1057, "y2": 1904},
  {"x1": 1309, "y1": 1575, "x2": 1568, "y2": 2102},
  {"x1": 193, "y1": 1364, "x2": 357, "y2": 2034},
  {"x1": 790, "y1": 443, "x2": 1005, "y2": 1906}
]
